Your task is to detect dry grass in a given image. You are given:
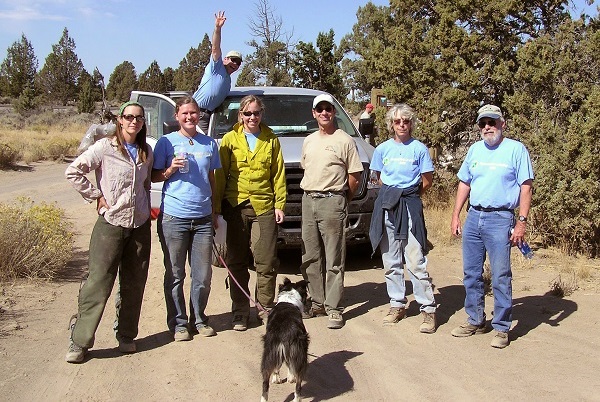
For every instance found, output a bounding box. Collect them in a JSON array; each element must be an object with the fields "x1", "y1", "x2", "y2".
[{"x1": 0, "y1": 109, "x2": 94, "y2": 166}]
